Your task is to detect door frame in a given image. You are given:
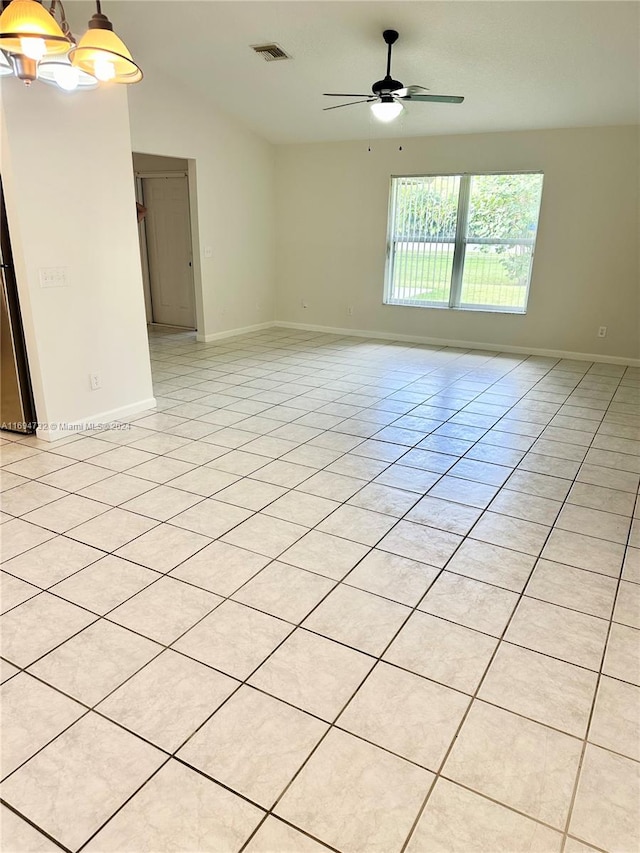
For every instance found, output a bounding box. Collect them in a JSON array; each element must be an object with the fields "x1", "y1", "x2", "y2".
[
  {"x1": 135, "y1": 161, "x2": 203, "y2": 333},
  {"x1": 1, "y1": 177, "x2": 37, "y2": 433}
]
